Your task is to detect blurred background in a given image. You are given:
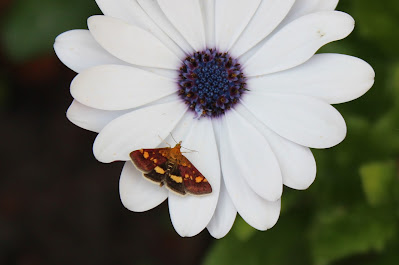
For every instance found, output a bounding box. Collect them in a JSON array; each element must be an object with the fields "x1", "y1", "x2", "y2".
[{"x1": 0, "y1": 0, "x2": 398, "y2": 264}]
